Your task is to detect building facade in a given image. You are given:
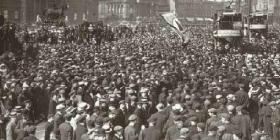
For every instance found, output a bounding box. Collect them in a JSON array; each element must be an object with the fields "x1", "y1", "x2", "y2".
[
  {"x1": 0, "y1": 0, "x2": 46, "y2": 24},
  {"x1": 98, "y1": 0, "x2": 156, "y2": 23},
  {"x1": 98, "y1": 0, "x2": 136, "y2": 22},
  {"x1": 274, "y1": 0, "x2": 280, "y2": 24},
  {"x1": 176, "y1": 0, "x2": 223, "y2": 23},
  {"x1": 65, "y1": 0, "x2": 99, "y2": 25},
  {"x1": 0, "y1": 0, "x2": 98, "y2": 25}
]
